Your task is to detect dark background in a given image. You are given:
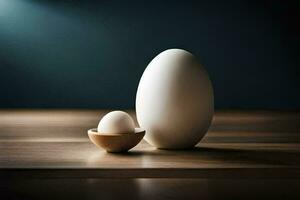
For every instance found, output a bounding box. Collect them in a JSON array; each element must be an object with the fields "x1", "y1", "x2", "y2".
[{"x1": 0, "y1": 0, "x2": 299, "y2": 109}]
